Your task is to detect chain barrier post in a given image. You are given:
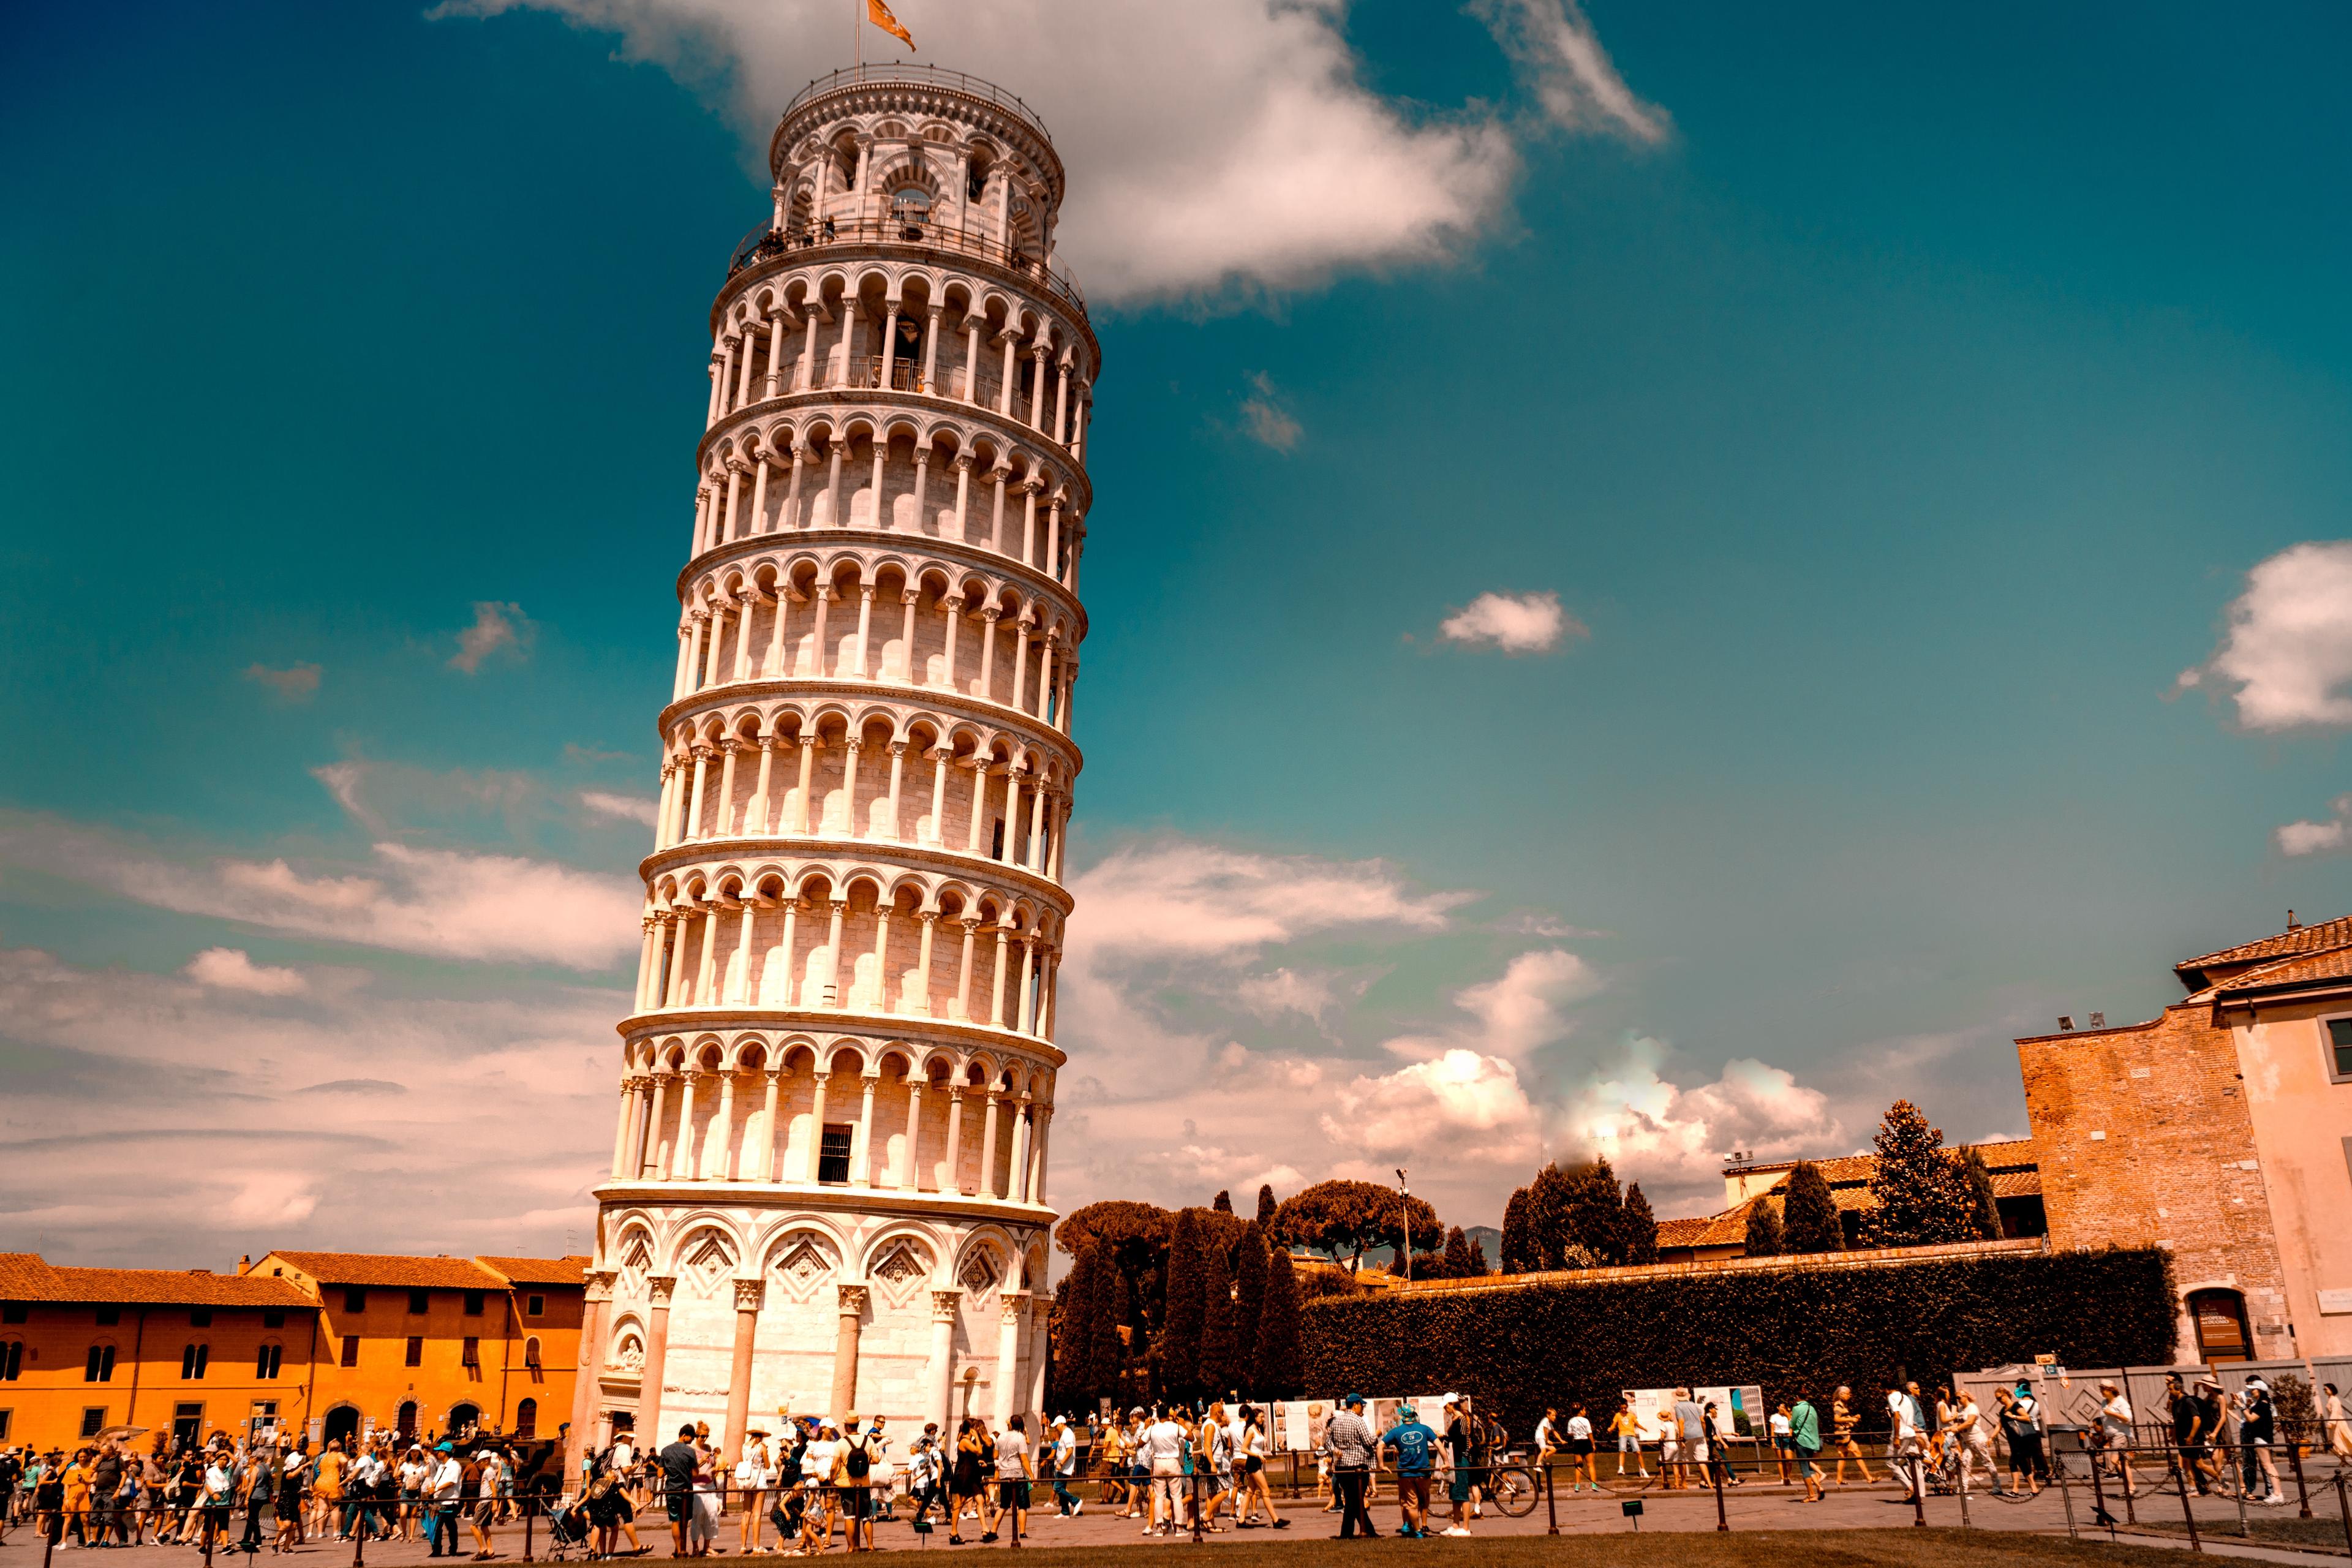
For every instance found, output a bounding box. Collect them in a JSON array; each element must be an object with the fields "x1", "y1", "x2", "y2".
[
  {"x1": 2052, "y1": 1438, "x2": 2078, "y2": 1539},
  {"x1": 2088, "y1": 1436, "x2": 2114, "y2": 1539},
  {"x1": 1907, "y1": 1455, "x2": 1925, "y2": 1528},
  {"x1": 522, "y1": 1493, "x2": 535, "y2": 1562},
  {"x1": 2173, "y1": 1438, "x2": 2202, "y2": 1553},
  {"x1": 1710, "y1": 1447, "x2": 1729, "y2": 1532},
  {"x1": 2336, "y1": 1472, "x2": 2352, "y2": 1561},
  {"x1": 1546, "y1": 1458, "x2": 1559, "y2": 1536},
  {"x1": 2234, "y1": 1440, "x2": 2251, "y2": 1537},
  {"x1": 2288, "y1": 1425, "x2": 2312, "y2": 1519},
  {"x1": 1188, "y1": 1468, "x2": 1202, "y2": 1545}
]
